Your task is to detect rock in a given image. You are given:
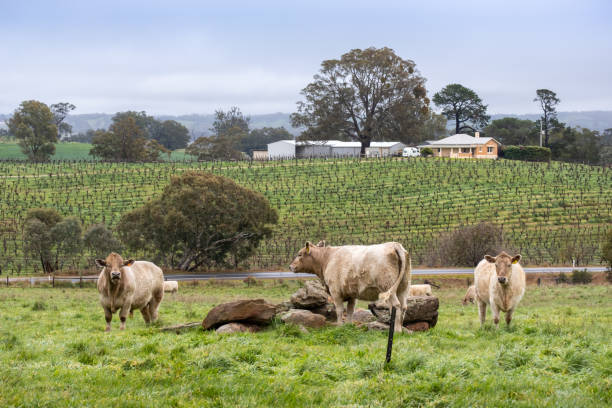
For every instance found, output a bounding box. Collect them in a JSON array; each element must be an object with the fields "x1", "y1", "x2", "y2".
[
  {"x1": 280, "y1": 309, "x2": 326, "y2": 328},
  {"x1": 202, "y1": 299, "x2": 277, "y2": 330},
  {"x1": 368, "y1": 296, "x2": 439, "y2": 329},
  {"x1": 275, "y1": 301, "x2": 293, "y2": 315},
  {"x1": 290, "y1": 280, "x2": 329, "y2": 309},
  {"x1": 216, "y1": 322, "x2": 262, "y2": 334},
  {"x1": 351, "y1": 308, "x2": 376, "y2": 324},
  {"x1": 366, "y1": 321, "x2": 390, "y2": 331},
  {"x1": 309, "y1": 303, "x2": 337, "y2": 321},
  {"x1": 404, "y1": 321, "x2": 430, "y2": 331}
]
